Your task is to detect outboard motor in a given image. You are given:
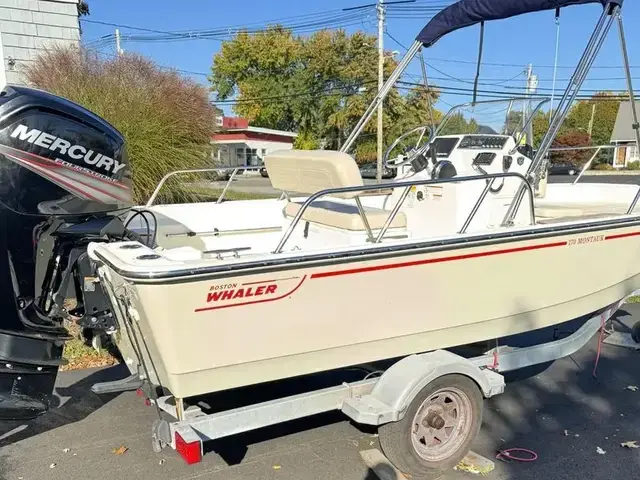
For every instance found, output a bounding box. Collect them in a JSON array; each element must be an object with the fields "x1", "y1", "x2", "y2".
[{"x1": 0, "y1": 85, "x2": 132, "y2": 420}]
